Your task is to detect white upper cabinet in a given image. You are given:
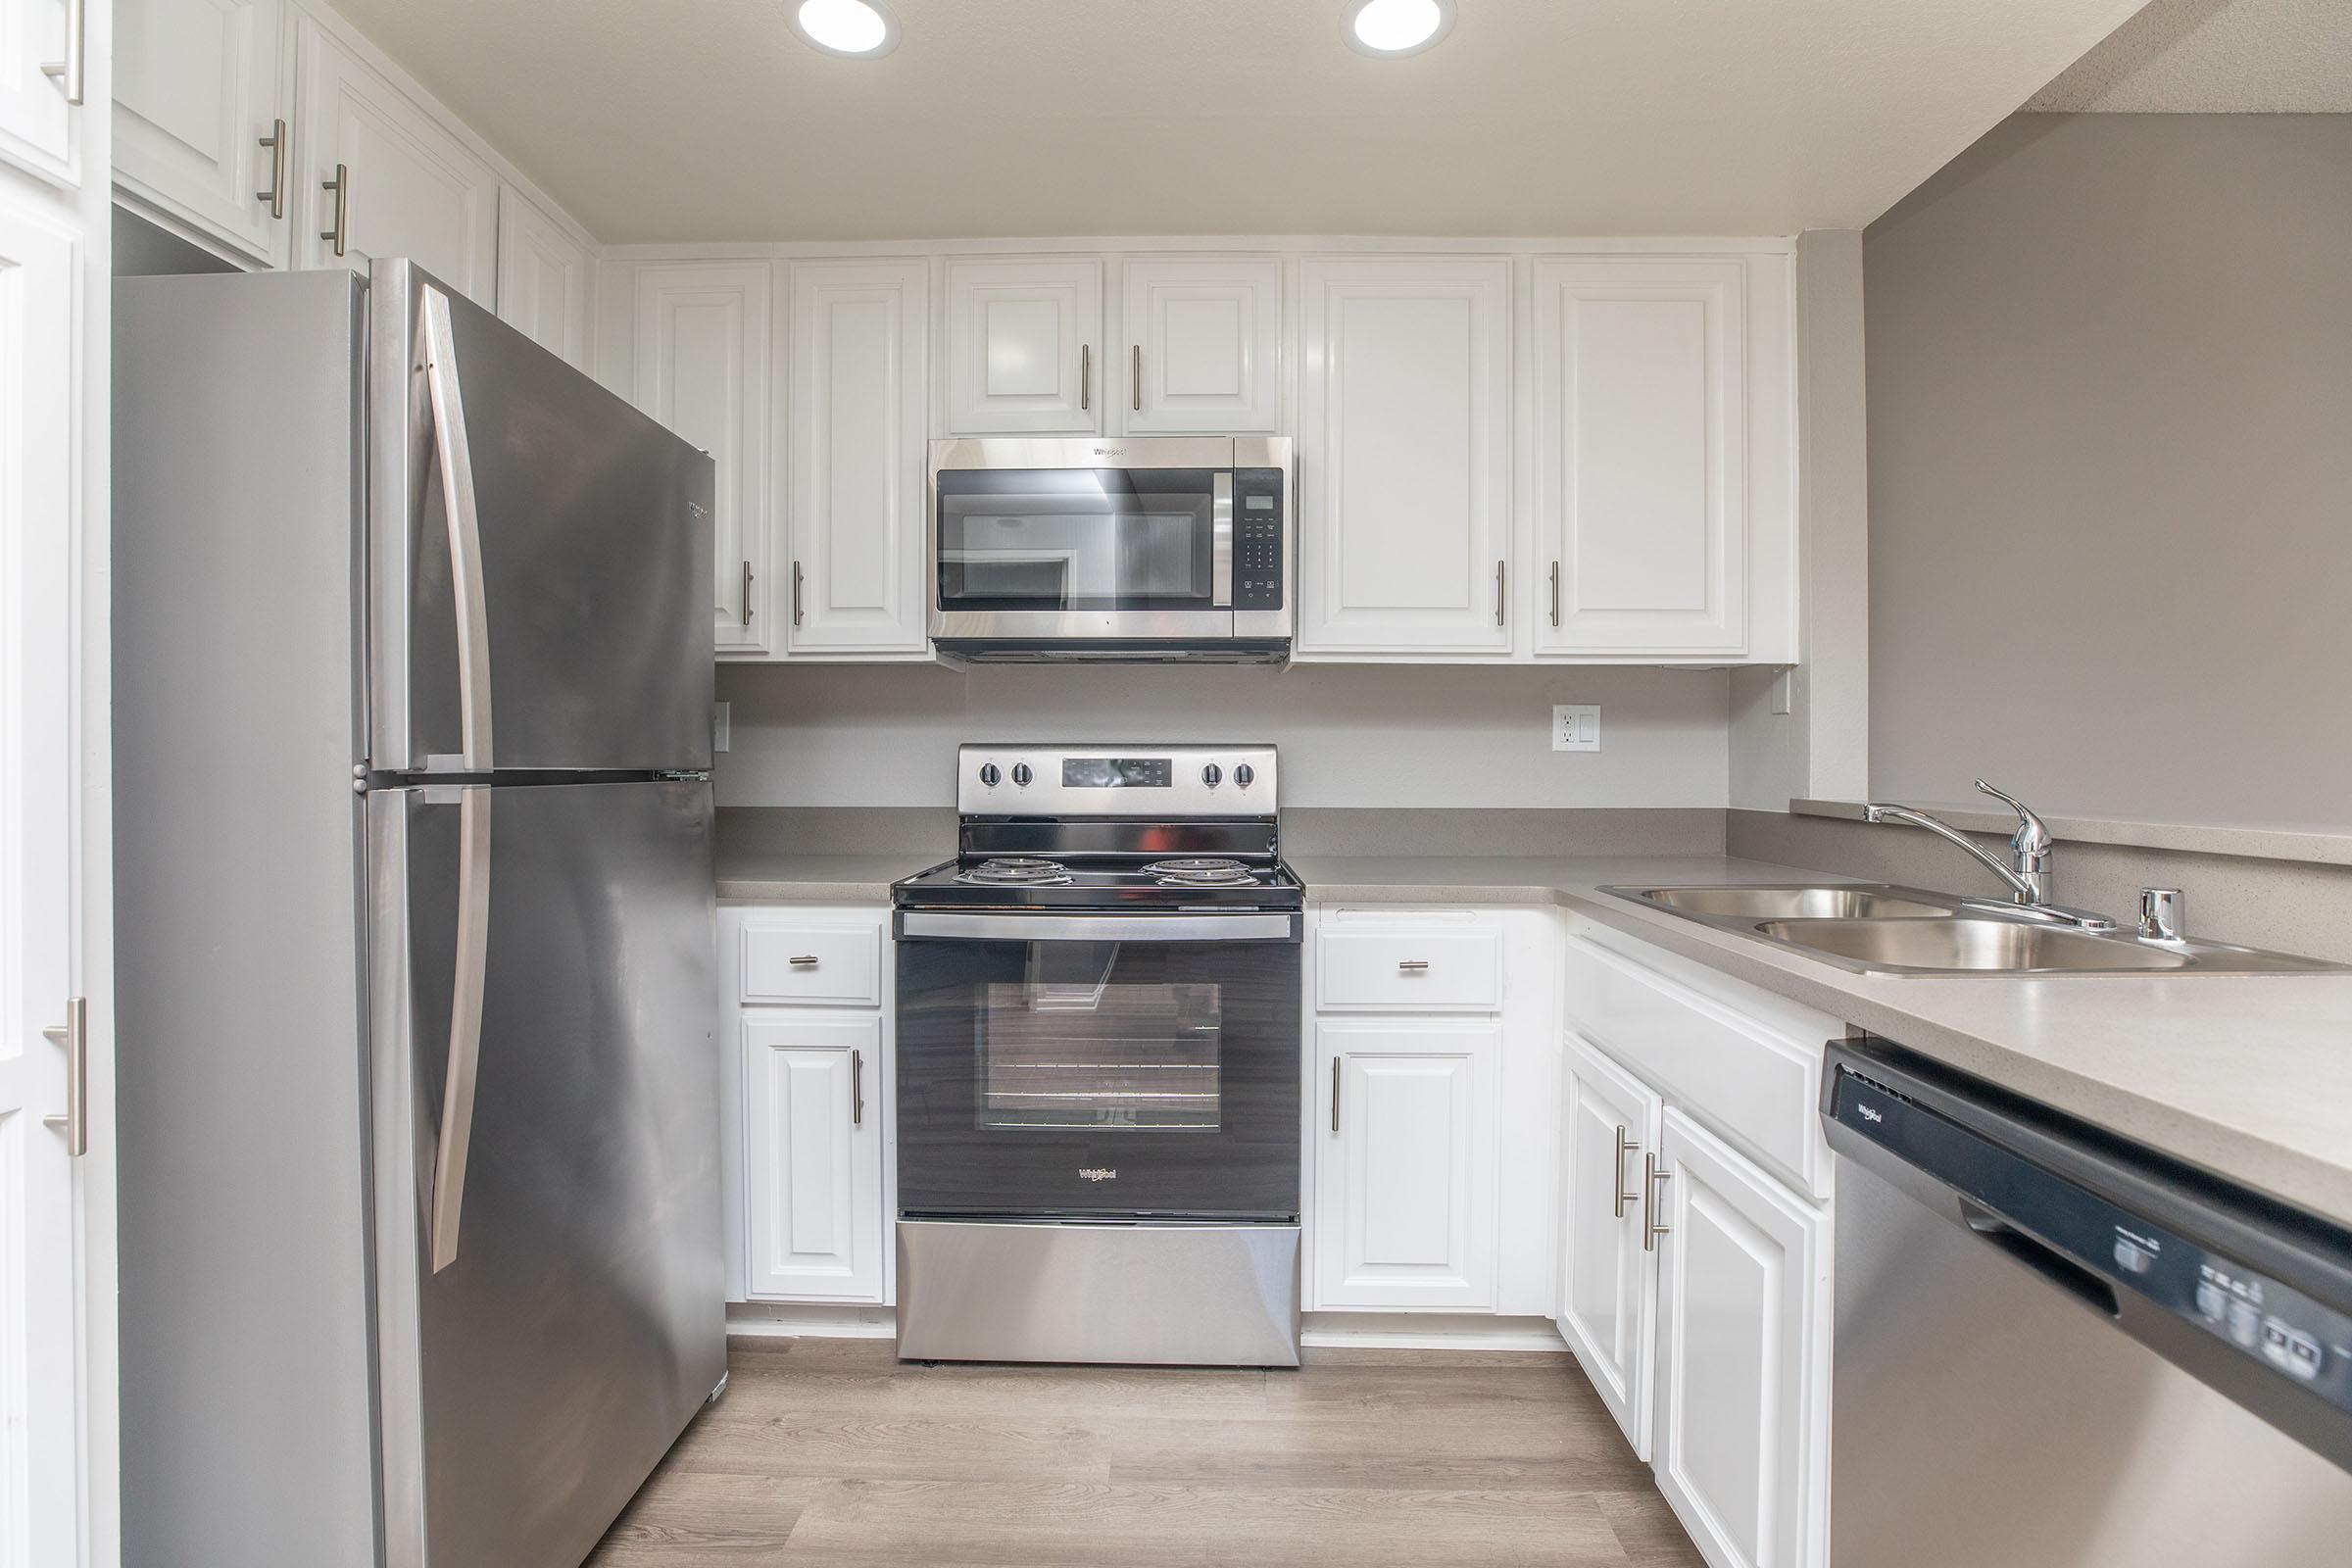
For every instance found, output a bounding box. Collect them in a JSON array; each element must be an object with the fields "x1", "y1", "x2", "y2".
[
  {"x1": 785, "y1": 259, "x2": 929, "y2": 656},
  {"x1": 1556, "y1": 1032, "x2": 1663, "y2": 1460},
  {"x1": 114, "y1": 0, "x2": 286, "y2": 263},
  {"x1": 0, "y1": 0, "x2": 76, "y2": 184},
  {"x1": 293, "y1": 14, "x2": 498, "y2": 304},
  {"x1": 1118, "y1": 256, "x2": 1281, "y2": 434},
  {"x1": 943, "y1": 257, "x2": 1103, "y2": 434},
  {"x1": 495, "y1": 185, "x2": 591, "y2": 369},
  {"x1": 1297, "y1": 256, "x2": 1513, "y2": 657},
  {"x1": 1312, "y1": 1018, "x2": 1499, "y2": 1311},
  {"x1": 633, "y1": 261, "x2": 774, "y2": 653},
  {"x1": 1535, "y1": 257, "x2": 1747, "y2": 656}
]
